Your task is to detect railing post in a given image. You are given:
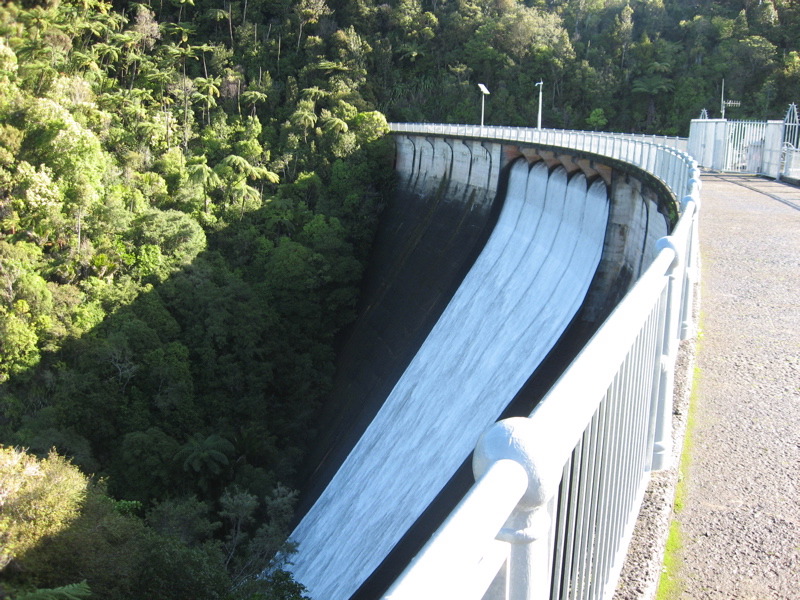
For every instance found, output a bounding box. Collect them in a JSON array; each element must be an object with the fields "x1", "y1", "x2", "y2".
[
  {"x1": 679, "y1": 189, "x2": 700, "y2": 340},
  {"x1": 651, "y1": 237, "x2": 680, "y2": 470},
  {"x1": 493, "y1": 499, "x2": 556, "y2": 600},
  {"x1": 474, "y1": 418, "x2": 562, "y2": 600}
]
